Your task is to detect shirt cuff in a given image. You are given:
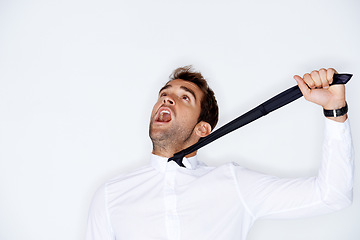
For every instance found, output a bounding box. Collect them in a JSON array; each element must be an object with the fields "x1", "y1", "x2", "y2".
[{"x1": 324, "y1": 117, "x2": 351, "y2": 140}]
